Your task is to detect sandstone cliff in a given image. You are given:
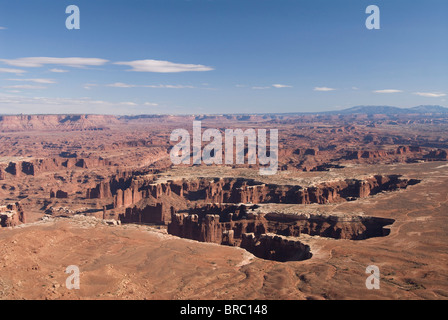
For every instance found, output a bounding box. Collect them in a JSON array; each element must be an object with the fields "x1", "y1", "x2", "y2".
[
  {"x1": 91, "y1": 174, "x2": 419, "y2": 225},
  {"x1": 0, "y1": 114, "x2": 119, "y2": 132},
  {"x1": 0, "y1": 202, "x2": 26, "y2": 227},
  {"x1": 2, "y1": 156, "x2": 113, "y2": 178}
]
